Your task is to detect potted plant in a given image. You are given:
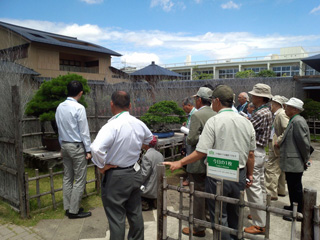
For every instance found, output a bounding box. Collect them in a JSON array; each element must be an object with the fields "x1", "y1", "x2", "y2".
[
  {"x1": 25, "y1": 73, "x2": 90, "y2": 150},
  {"x1": 140, "y1": 100, "x2": 186, "y2": 138}
]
